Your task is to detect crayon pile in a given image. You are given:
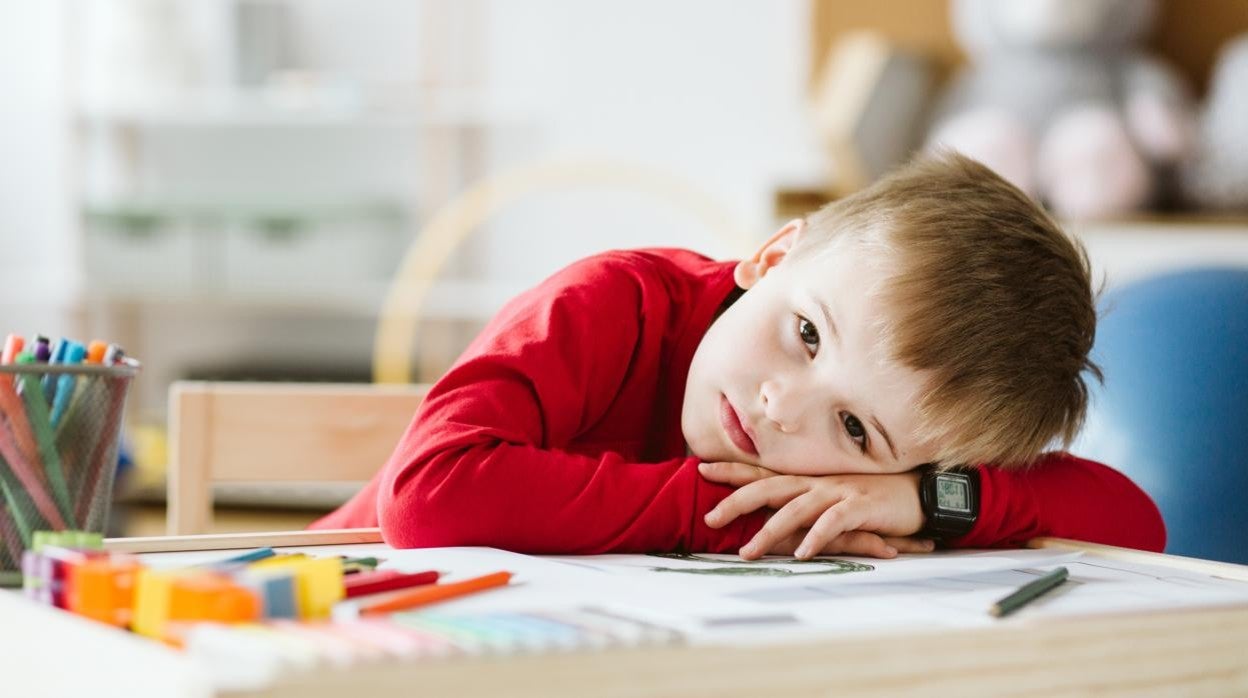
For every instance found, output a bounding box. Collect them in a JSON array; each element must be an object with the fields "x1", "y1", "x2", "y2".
[
  {"x1": 19, "y1": 539, "x2": 684, "y2": 689},
  {"x1": 0, "y1": 333, "x2": 140, "y2": 582},
  {"x1": 21, "y1": 538, "x2": 385, "y2": 643},
  {"x1": 21, "y1": 538, "x2": 517, "y2": 643}
]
